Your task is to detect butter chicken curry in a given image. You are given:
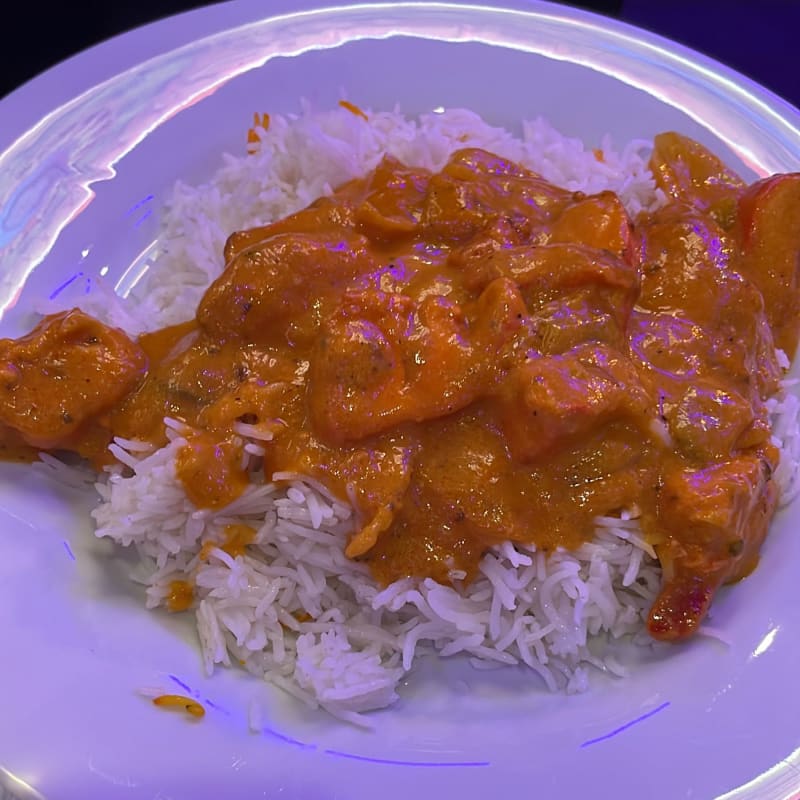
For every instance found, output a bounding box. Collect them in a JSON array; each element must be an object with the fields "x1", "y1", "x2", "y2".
[{"x1": 1, "y1": 133, "x2": 799, "y2": 642}]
